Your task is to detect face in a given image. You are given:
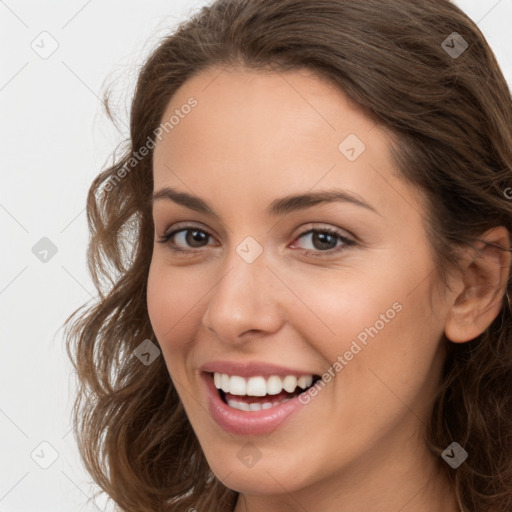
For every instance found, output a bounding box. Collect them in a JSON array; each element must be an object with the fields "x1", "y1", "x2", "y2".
[{"x1": 147, "y1": 67, "x2": 453, "y2": 499}]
